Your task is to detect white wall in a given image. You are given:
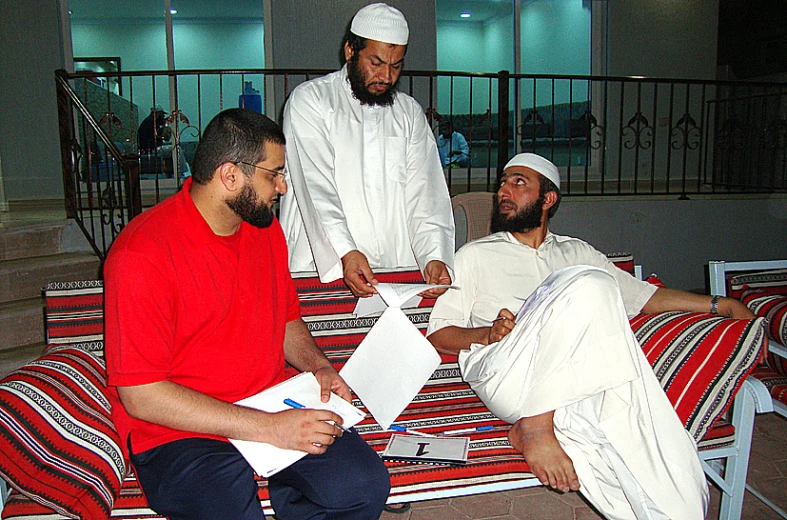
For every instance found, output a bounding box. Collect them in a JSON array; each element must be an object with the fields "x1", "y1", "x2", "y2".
[
  {"x1": 520, "y1": 0, "x2": 590, "y2": 75},
  {"x1": 553, "y1": 196, "x2": 787, "y2": 291},
  {"x1": 436, "y1": 1, "x2": 591, "y2": 115},
  {"x1": 173, "y1": 21, "x2": 265, "y2": 135},
  {"x1": 436, "y1": 15, "x2": 515, "y2": 116}
]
